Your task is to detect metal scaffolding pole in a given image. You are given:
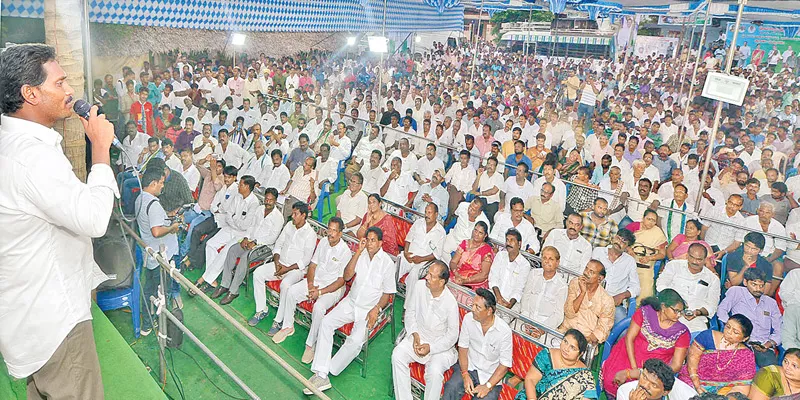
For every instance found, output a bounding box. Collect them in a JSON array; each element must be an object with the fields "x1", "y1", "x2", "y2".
[
  {"x1": 677, "y1": 13, "x2": 699, "y2": 96},
  {"x1": 470, "y1": 0, "x2": 485, "y2": 83},
  {"x1": 695, "y1": 0, "x2": 747, "y2": 212},
  {"x1": 679, "y1": 0, "x2": 712, "y2": 147}
]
